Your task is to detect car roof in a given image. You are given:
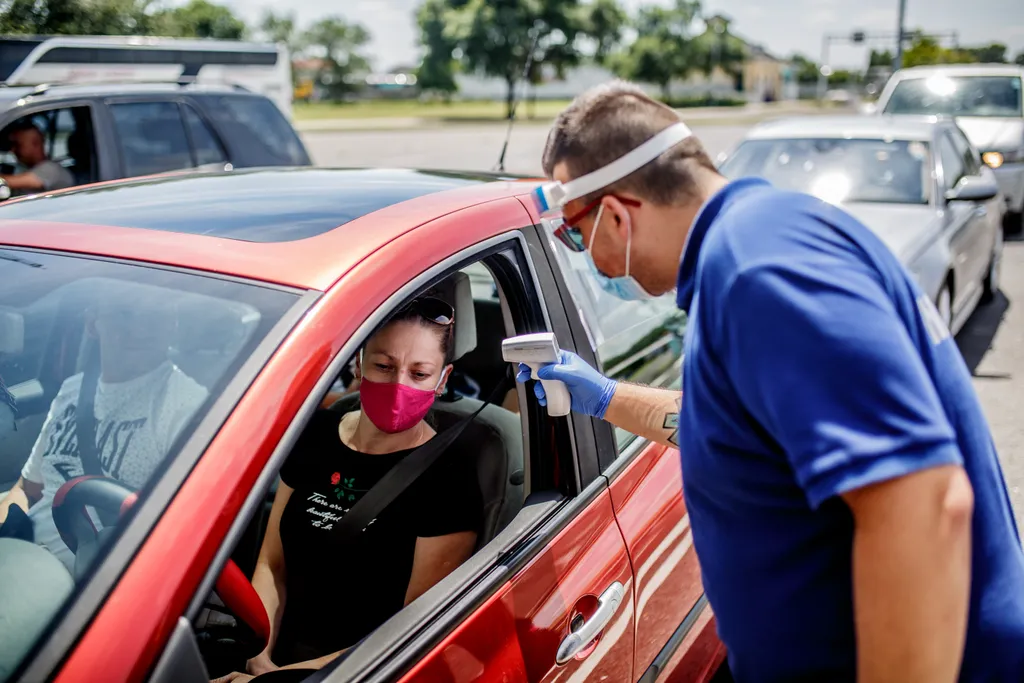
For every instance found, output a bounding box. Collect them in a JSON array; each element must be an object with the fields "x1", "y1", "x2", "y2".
[
  {"x1": 0, "y1": 168, "x2": 540, "y2": 291},
  {"x1": 746, "y1": 115, "x2": 946, "y2": 141},
  {"x1": 891, "y1": 64, "x2": 1024, "y2": 79},
  {"x1": 0, "y1": 81, "x2": 254, "y2": 110}
]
